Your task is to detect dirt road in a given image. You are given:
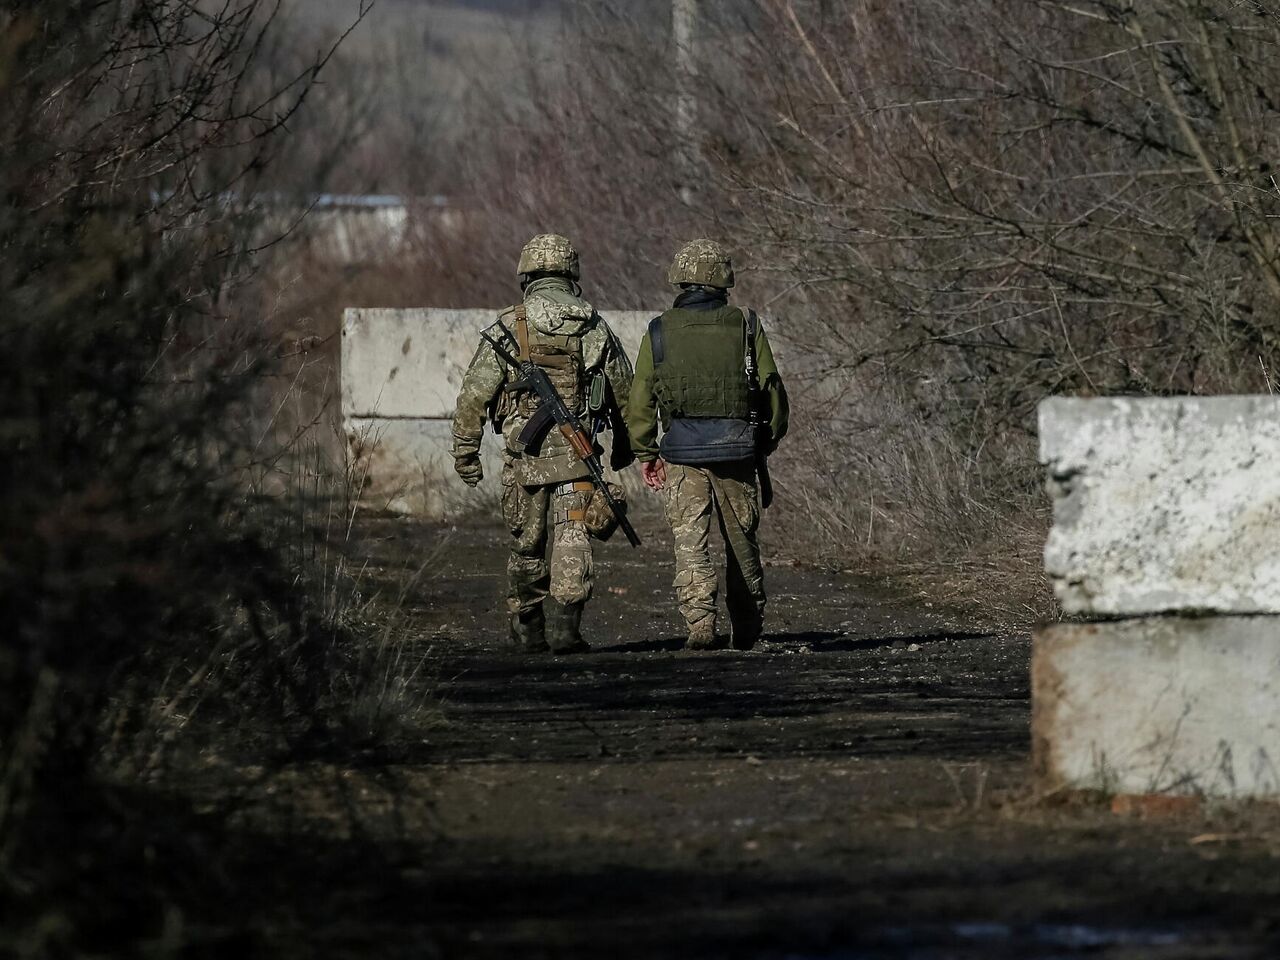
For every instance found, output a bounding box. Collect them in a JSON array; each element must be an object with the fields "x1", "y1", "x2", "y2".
[{"x1": 219, "y1": 517, "x2": 1280, "y2": 959}]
